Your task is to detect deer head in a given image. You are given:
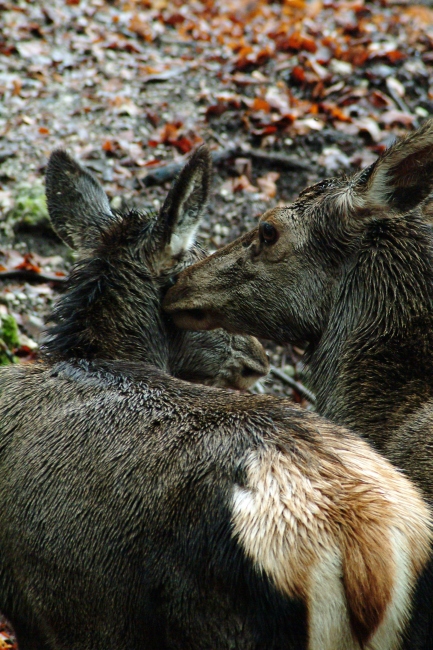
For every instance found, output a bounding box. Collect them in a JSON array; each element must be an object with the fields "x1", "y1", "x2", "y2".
[
  {"x1": 43, "y1": 148, "x2": 268, "y2": 389},
  {"x1": 164, "y1": 120, "x2": 433, "y2": 349}
]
